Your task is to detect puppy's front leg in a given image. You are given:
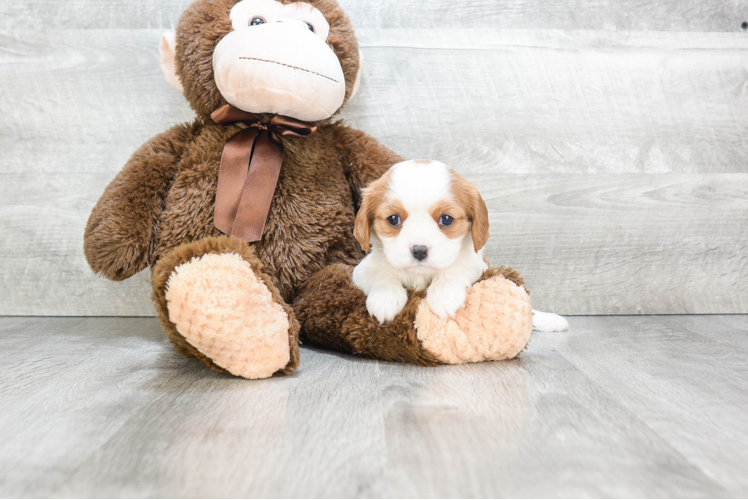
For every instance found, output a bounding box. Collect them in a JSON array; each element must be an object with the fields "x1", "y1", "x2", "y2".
[
  {"x1": 366, "y1": 286, "x2": 408, "y2": 323},
  {"x1": 426, "y1": 250, "x2": 486, "y2": 319},
  {"x1": 426, "y1": 274, "x2": 468, "y2": 319},
  {"x1": 353, "y1": 255, "x2": 408, "y2": 323}
]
